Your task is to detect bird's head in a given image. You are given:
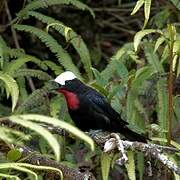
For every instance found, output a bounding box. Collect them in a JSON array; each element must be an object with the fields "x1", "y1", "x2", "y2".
[
  {"x1": 50, "y1": 71, "x2": 81, "y2": 92},
  {"x1": 50, "y1": 71, "x2": 81, "y2": 109}
]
